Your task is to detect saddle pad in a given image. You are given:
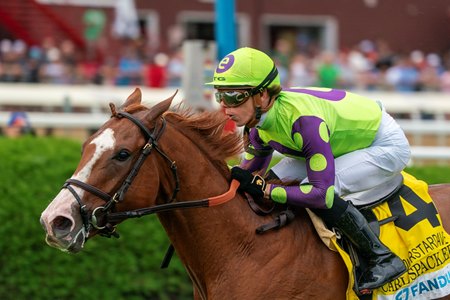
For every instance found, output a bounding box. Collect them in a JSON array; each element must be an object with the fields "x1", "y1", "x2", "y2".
[{"x1": 331, "y1": 171, "x2": 450, "y2": 300}]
